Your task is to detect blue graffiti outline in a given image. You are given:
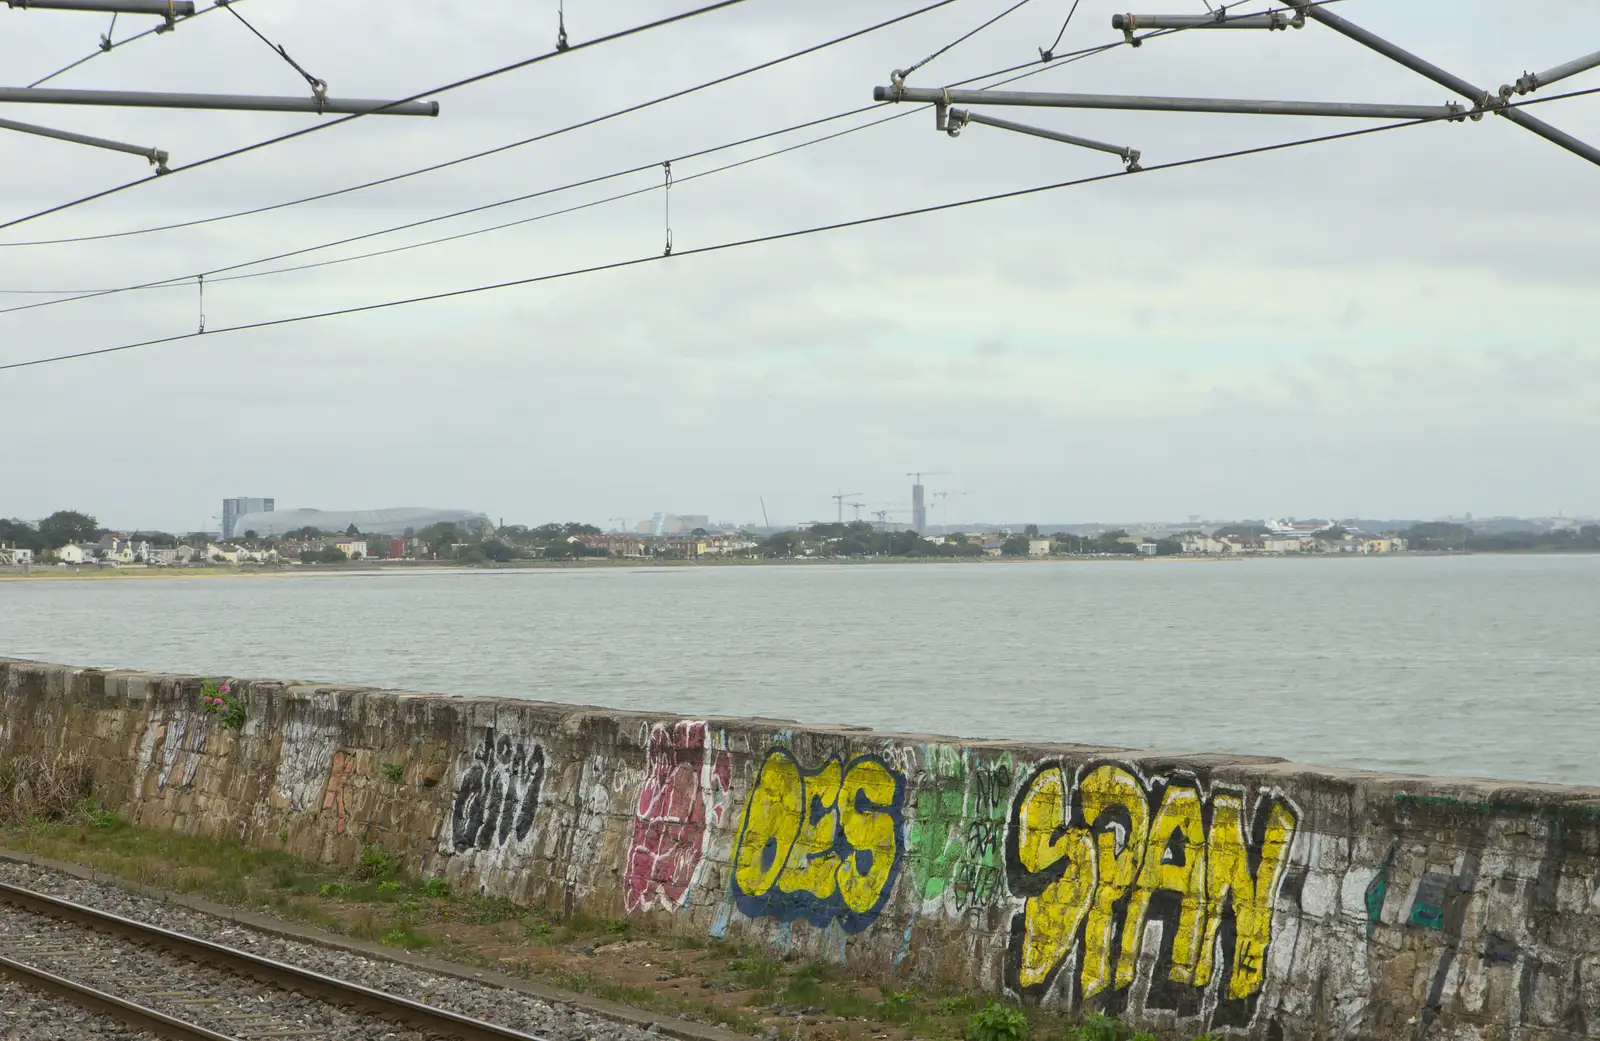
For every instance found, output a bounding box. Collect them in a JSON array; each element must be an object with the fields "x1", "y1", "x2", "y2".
[{"x1": 730, "y1": 747, "x2": 907, "y2": 934}]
